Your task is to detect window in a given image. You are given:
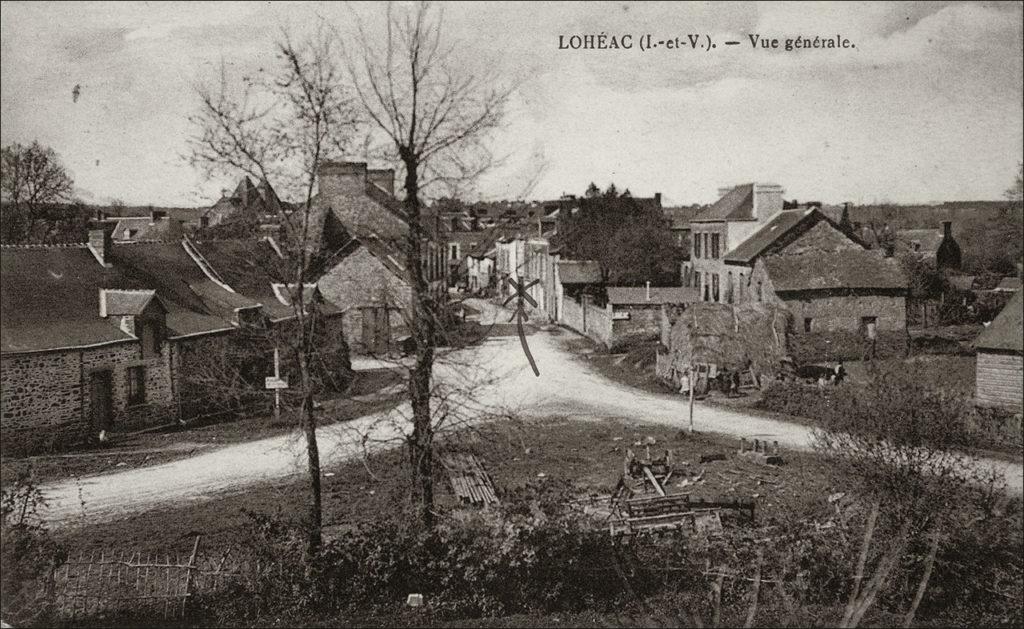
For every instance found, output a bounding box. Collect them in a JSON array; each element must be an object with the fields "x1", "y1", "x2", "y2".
[
  {"x1": 127, "y1": 366, "x2": 146, "y2": 405},
  {"x1": 756, "y1": 281, "x2": 763, "y2": 302},
  {"x1": 694, "y1": 232, "x2": 702, "y2": 258},
  {"x1": 726, "y1": 271, "x2": 734, "y2": 304},
  {"x1": 449, "y1": 243, "x2": 460, "y2": 260},
  {"x1": 861, "y1": 316, "x2": 878, "y2": 339},
  {"x1": 739, "y1": 273, "x2": 745, "y2": 300},
  {"x1": 712, "y1": 274, "x2": 720, "y2": 302},
  {"x1": 803, "y1": 317, "x2": 813, "y2": 332},
  {"x1": 694, "y1": 271, "x2": 701, "y2": 295},
  {"x1": 711, "y1": 234, "x2": 720, "y2": 259},
  {"x1": 703, "y1": 233, "x2": 710, "y2": 259}
]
